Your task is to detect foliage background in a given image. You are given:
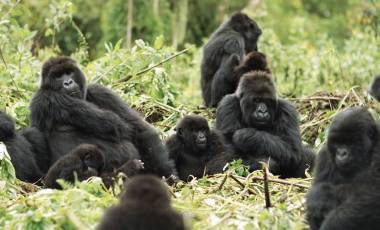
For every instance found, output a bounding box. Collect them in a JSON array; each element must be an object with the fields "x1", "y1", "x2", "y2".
[{"x1": 0, "y1": 0, "x2": 379, "y2": 229}]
